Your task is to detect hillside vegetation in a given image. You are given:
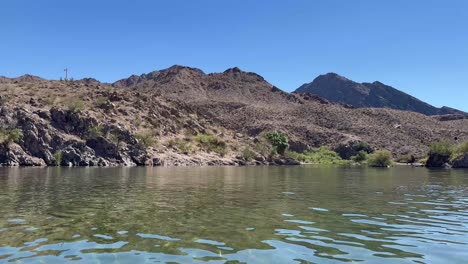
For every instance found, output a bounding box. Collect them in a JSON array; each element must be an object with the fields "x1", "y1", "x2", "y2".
[{"x1": 0, "y1": 65, "x2": 467, "y2": 167}]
